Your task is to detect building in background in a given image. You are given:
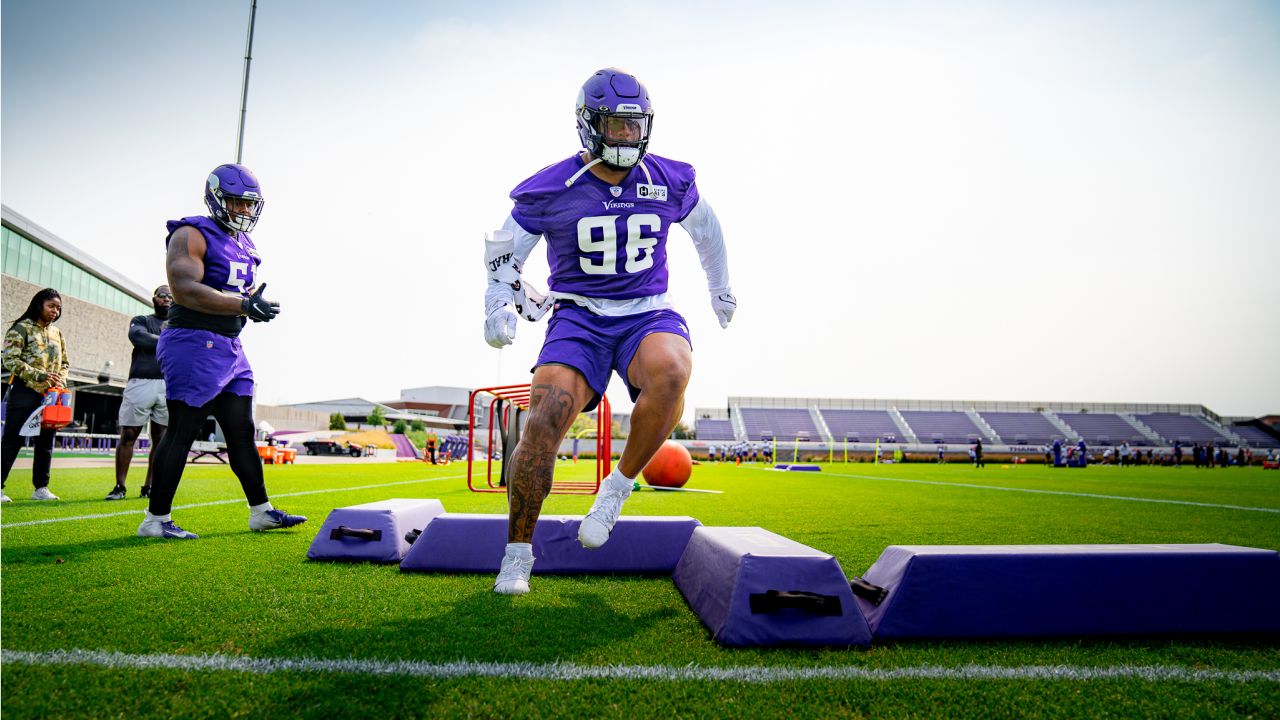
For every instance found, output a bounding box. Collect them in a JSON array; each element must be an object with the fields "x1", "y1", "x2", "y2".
[{"x1": 2, "y1": 205, "x2": 153, "y2": 434}]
